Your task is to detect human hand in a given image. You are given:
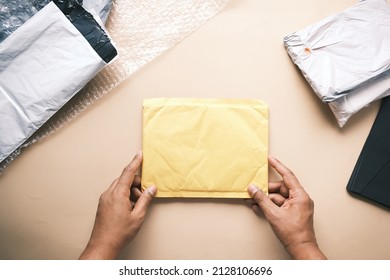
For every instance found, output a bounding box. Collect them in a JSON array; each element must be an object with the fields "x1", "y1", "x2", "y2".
[
  {"x1": 247, "y1": 156, "x2": 326, "y2": 260},
  {"x1": 79, "y1": 151, "x2": 157, "y2": 260}
]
